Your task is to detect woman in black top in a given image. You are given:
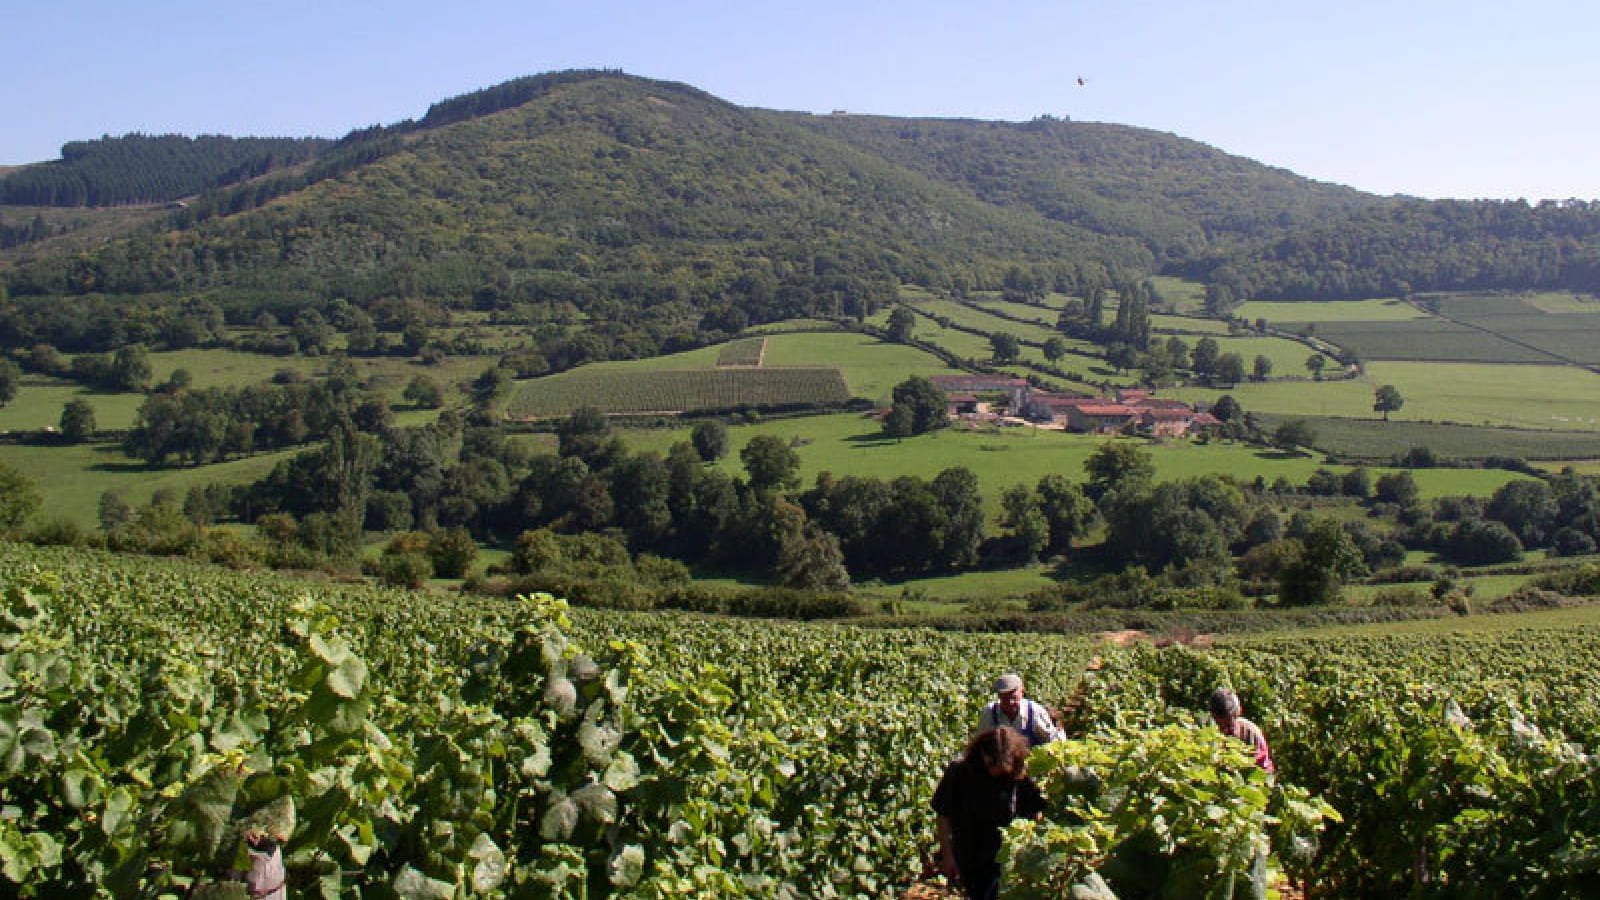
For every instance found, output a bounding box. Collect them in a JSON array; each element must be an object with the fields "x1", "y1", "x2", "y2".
[{"x1": 932, "y1": 727, "x2": 1045, "y2": 900}]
